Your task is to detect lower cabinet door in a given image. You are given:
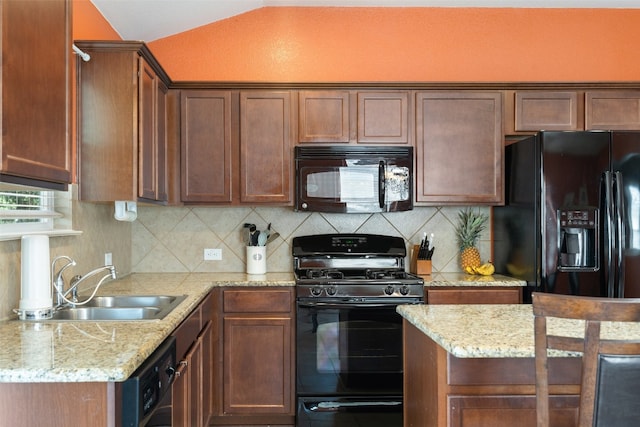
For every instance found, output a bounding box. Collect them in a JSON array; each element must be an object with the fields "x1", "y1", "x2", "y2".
[
  {"x1": 223, "y1": 316, "x2": 293, "y2": 415},
  {"x1": 172, "y1": 359, "x2": 190, "y2": 426}
]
